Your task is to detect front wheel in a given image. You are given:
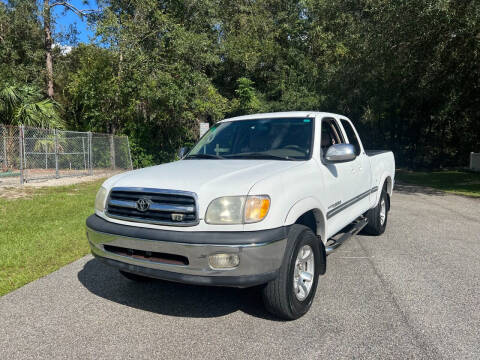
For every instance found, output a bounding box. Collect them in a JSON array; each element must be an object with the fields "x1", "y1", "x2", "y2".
[{"x1": 262, "y1": 225, "x2": 323, "y2": 320}]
